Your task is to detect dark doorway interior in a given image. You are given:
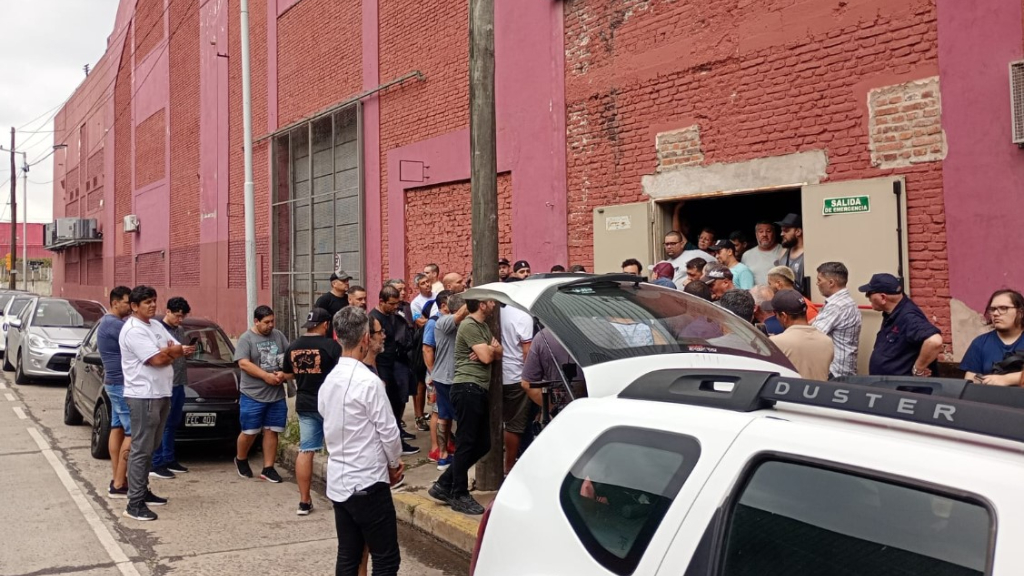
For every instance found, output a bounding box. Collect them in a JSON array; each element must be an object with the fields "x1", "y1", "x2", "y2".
[{"x1": 667, "y1": 188, "x2": 802, "y2": 247}]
